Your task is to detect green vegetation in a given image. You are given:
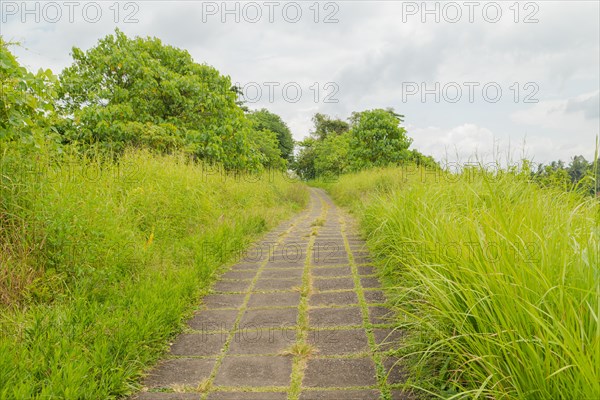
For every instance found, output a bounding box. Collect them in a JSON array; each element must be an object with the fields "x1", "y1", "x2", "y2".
[
  {"x1": 0, "y1": 39, "x2": 58, "y2": 146},
  {"x1": 293, "y1": 110, "x2": 437, "y2": 180},
  {"x1": 0, "y1": 148, "x2": 306, "y2": 398},
  {"x1": 531, "y1": 155, "x2": 600, "y2": 196},
  {"x1": 57, "y1": 30, "x2": 289, "y2": 170},
  {"x1": 321, "y1": 166, "x2": 599, "y2": 399},
  {"x1": 2, "y1": 32, "x2": 292, "y2": 171},
  {"x1": 247, "y1": 109, "x2": 295, "y2": 163},
  {"x1": 2, "y1": 26, "x2": 598, "y2": 399},
  {"x1": 1, "y1": 34, "x2": 307, "y2": 397}
]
